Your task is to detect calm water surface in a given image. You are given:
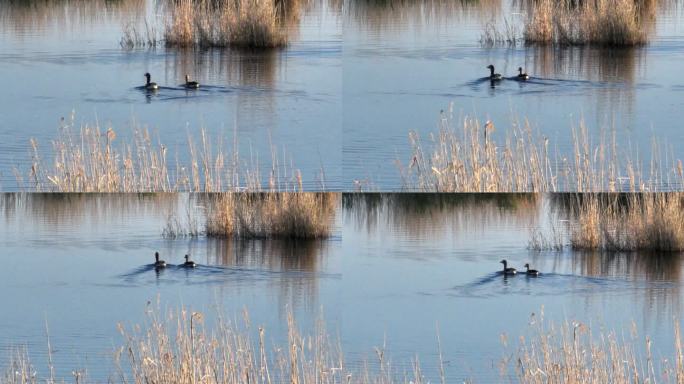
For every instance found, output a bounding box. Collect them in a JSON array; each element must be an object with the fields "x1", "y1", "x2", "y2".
[
  {"x1": 0, "y1": 0, "x2": 342, "y2": 190},
  {"x1": 343, "y1": 0, "x2": 684, "y2": 189},
  {"x1": 1, "y1": 193, "x2": 683, "y2": 381}
]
